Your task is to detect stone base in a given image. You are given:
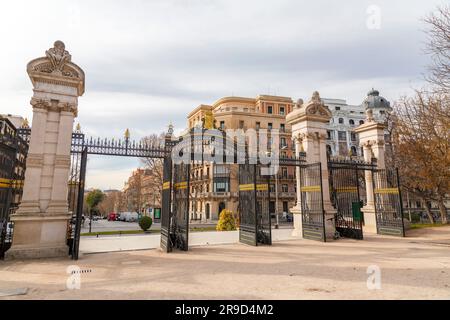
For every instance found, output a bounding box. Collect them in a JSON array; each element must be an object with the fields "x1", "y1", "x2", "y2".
[
  {"x1": 362, "y1": 205, "x2": 377, "y2": 234},
  {"x1": 7, "y1": 213, "x2": 70, "y2": 260},
  {"x1": 6, "y1": 244, "x2": 69, "y2": 260},
  {"x1": 290, "y1": 206, "x2": 302, "y2": 237},
  {"x1": 324, "y1": 212, "x2": 337, "y2": 241}
]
